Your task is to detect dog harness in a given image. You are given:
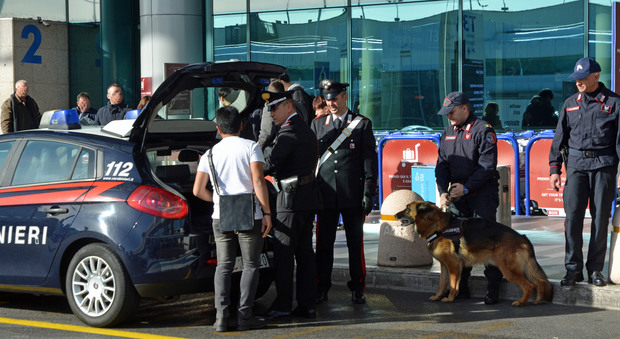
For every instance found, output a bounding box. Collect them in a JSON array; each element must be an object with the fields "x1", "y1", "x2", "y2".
[{"x1": 426, "y1": 217, "x2": 465, "y2": 253}]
